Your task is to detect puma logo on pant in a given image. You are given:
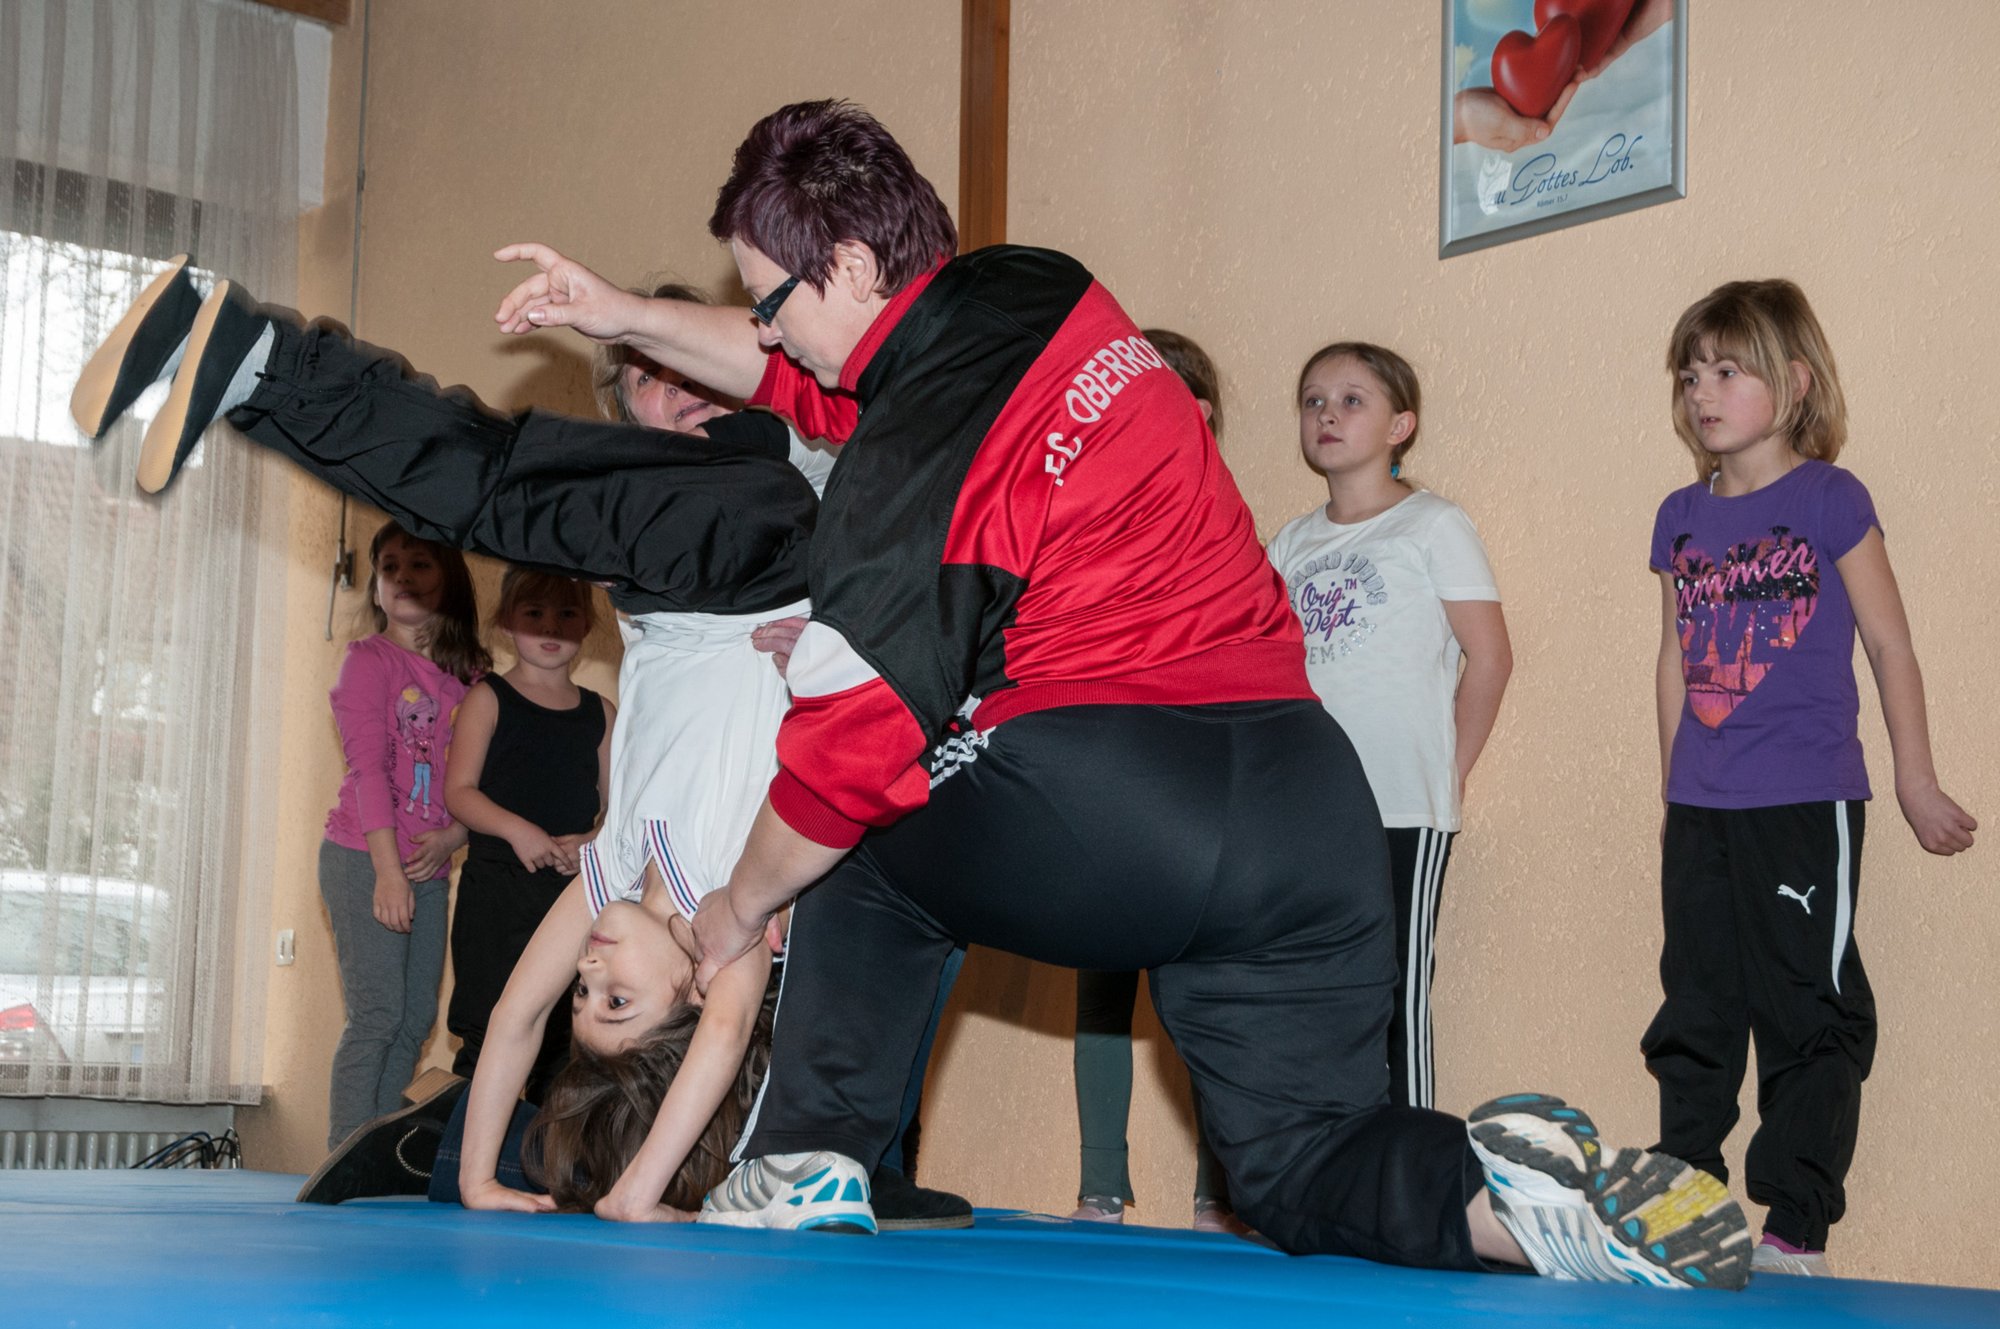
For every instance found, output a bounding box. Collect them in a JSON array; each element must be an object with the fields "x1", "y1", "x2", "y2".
[{"x1": 1777, "y1": 884, "x2": 1816, "y2": 914}]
